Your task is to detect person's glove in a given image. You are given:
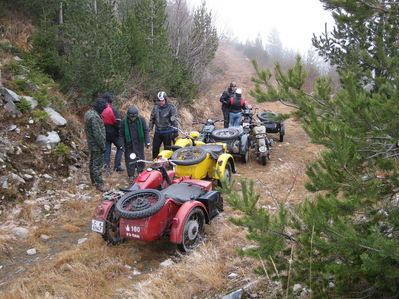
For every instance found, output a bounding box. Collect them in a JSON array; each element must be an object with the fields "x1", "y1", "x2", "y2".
[{"x1": 146, "y1": 143, "x2": 150, "y2": 149}]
